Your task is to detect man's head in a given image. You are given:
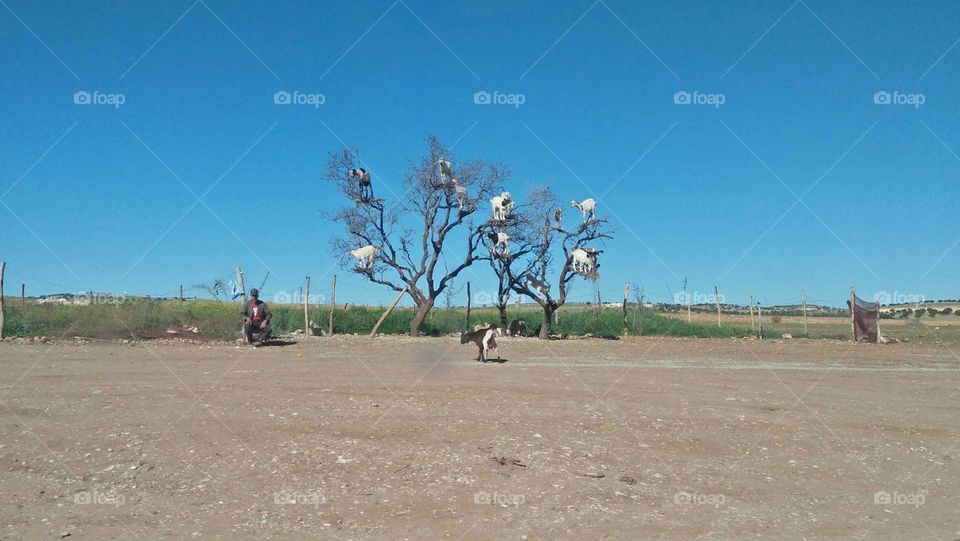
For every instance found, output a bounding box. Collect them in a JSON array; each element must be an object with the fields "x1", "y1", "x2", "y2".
[{"x1": 250, "y1": 288, "x2": 259, "y2": 299}]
